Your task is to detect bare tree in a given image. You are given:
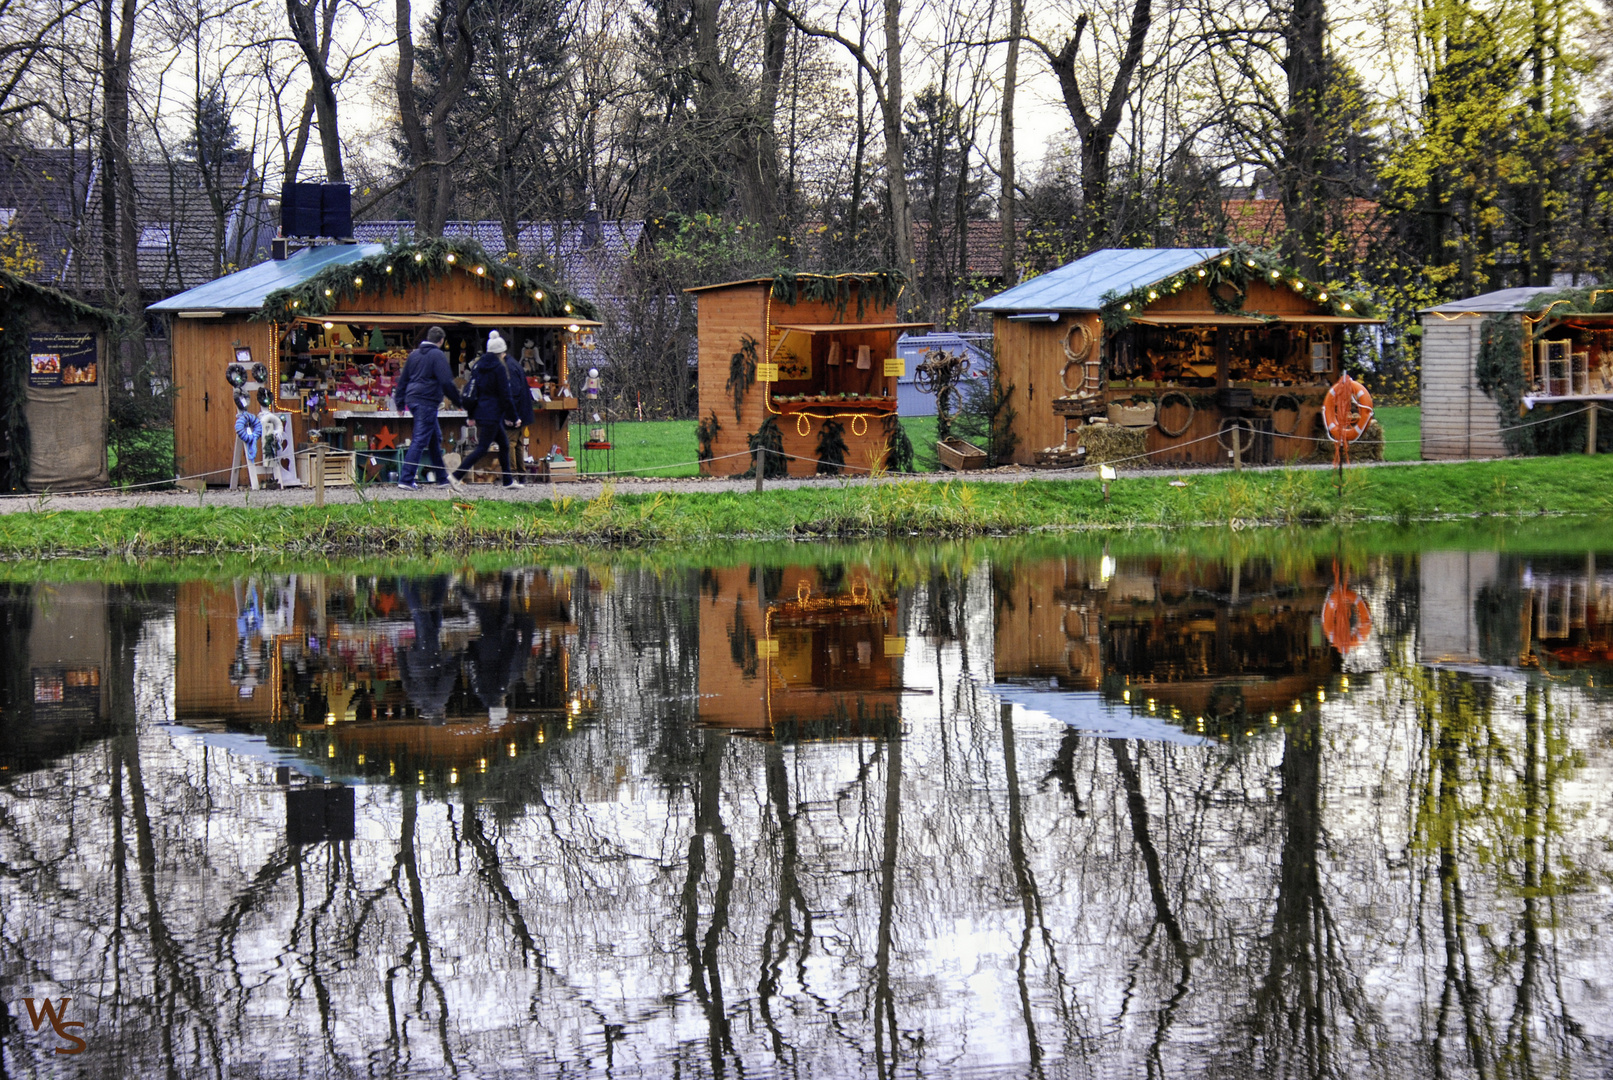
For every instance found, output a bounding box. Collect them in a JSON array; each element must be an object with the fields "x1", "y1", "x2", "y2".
[{"x1": 284, "y1": 0, "x2": 352, "y2": 181}]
